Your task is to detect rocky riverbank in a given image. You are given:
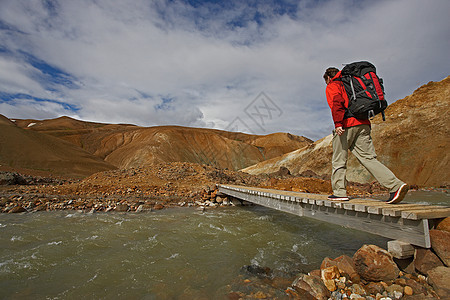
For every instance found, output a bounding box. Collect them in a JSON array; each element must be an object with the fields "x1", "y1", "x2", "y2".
[
  {"x1": 0, "y1": 162, "x2": 394, "y2": 214},
  {"x1": 226, "y1": 220, "x2": 450, "y2": 299},
  {"x1": 1, "y1": 163, "x2": 449, "y2": 299}
]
